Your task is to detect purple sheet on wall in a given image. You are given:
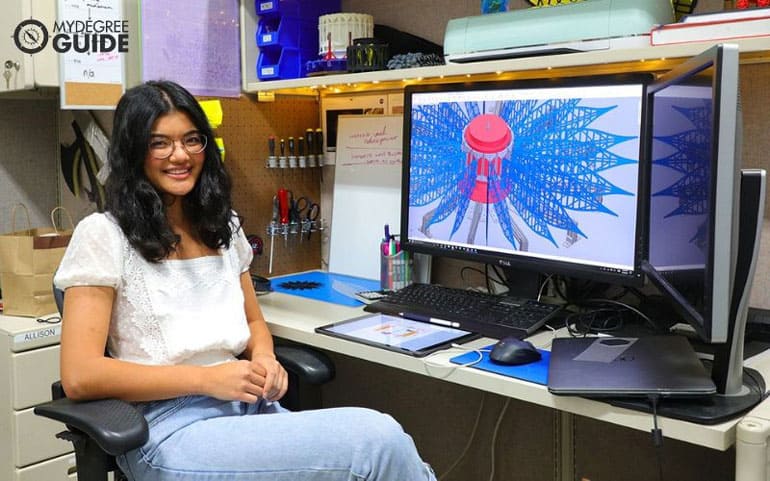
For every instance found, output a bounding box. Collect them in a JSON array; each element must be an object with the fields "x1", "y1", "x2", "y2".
[{"x1": 141, "y1": 0, "x2": 241, "y2": 97}]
